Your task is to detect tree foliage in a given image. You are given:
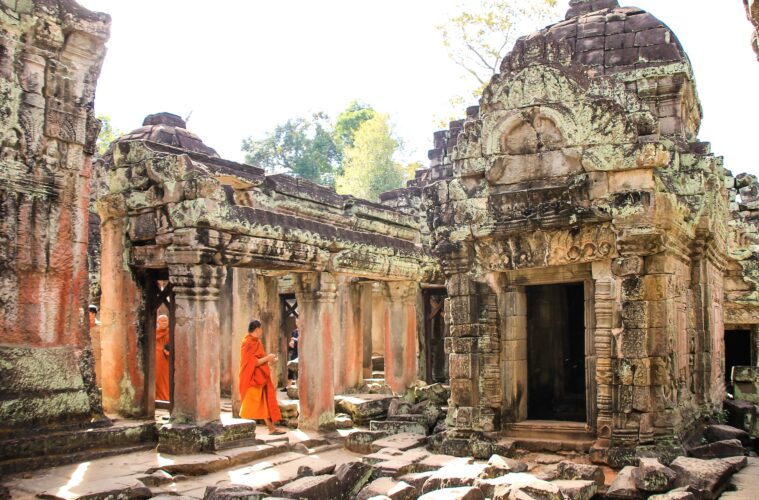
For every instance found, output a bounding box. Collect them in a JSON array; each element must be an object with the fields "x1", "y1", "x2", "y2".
[
  {"x1": 333, "y1": 100, "x2": 376, "y2": 152},
  {"x1": 437, "y1": 0, "x2": 559, "y2": 99},
  {"x1": 335, "y1": 114, "x2": 407, "y2": 201},
  {"x1": 241, "y1": 112, "x2": 340, "y2": 187},
  {"x1": 96, "y1": 114, "x2": 121, "y2": 156}
]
